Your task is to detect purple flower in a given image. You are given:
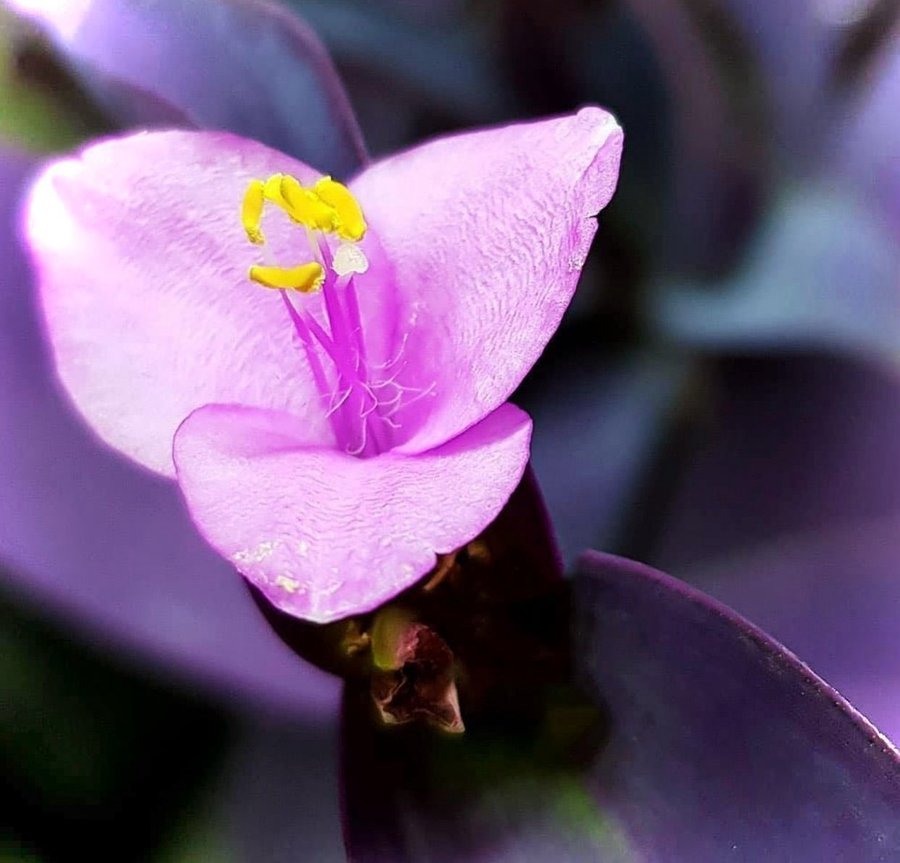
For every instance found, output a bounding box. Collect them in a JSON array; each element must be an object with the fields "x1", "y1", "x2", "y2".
[
  {"x1": 6, "y1": 3, "x2": 900, "y2": 857},
  {"x1": 24, "y1": 114, "x2": 623, "y2": 622}
]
